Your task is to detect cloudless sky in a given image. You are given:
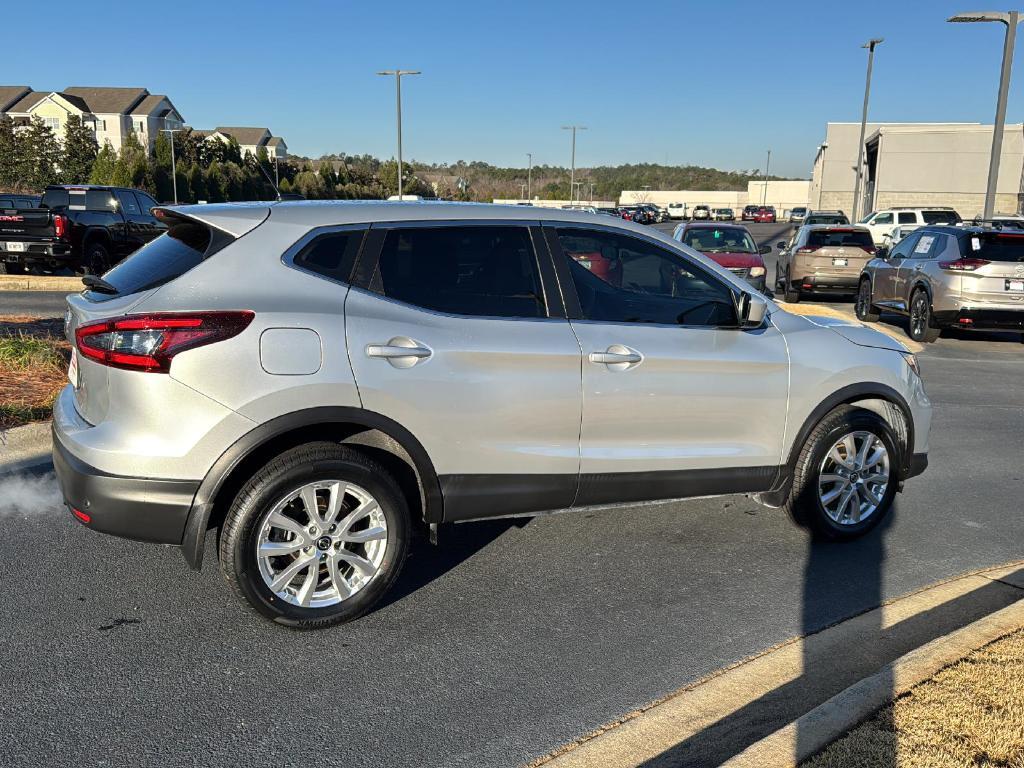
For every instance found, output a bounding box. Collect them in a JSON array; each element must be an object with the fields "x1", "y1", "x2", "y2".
[{"x1": 7, "y1": 0, "x2": 1024, "y2": 177}]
